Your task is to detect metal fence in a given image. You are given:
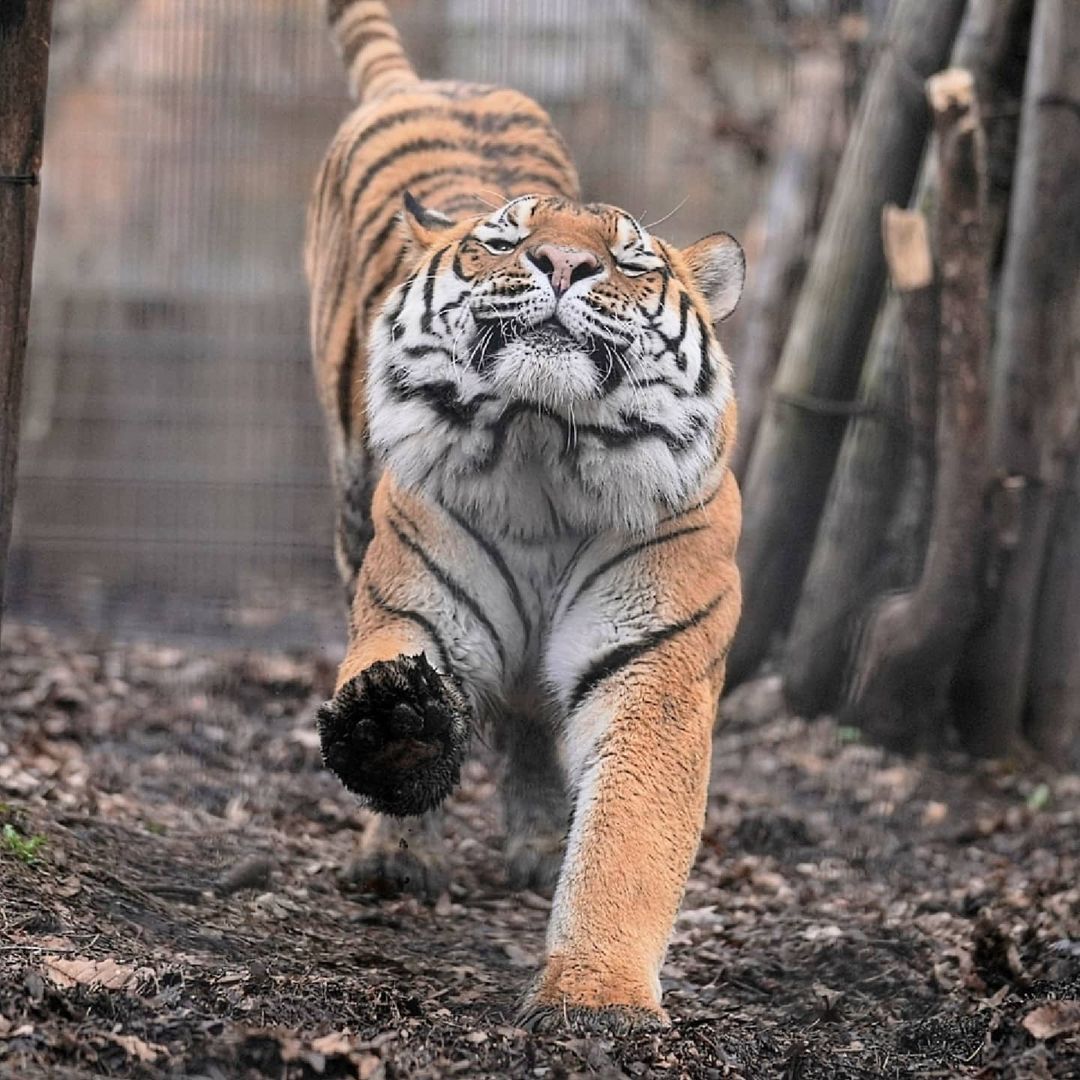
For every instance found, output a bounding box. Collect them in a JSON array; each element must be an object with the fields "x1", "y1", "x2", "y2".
[{"x1": 9, "y1": 0, "x2": 779, "y2": 647}]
